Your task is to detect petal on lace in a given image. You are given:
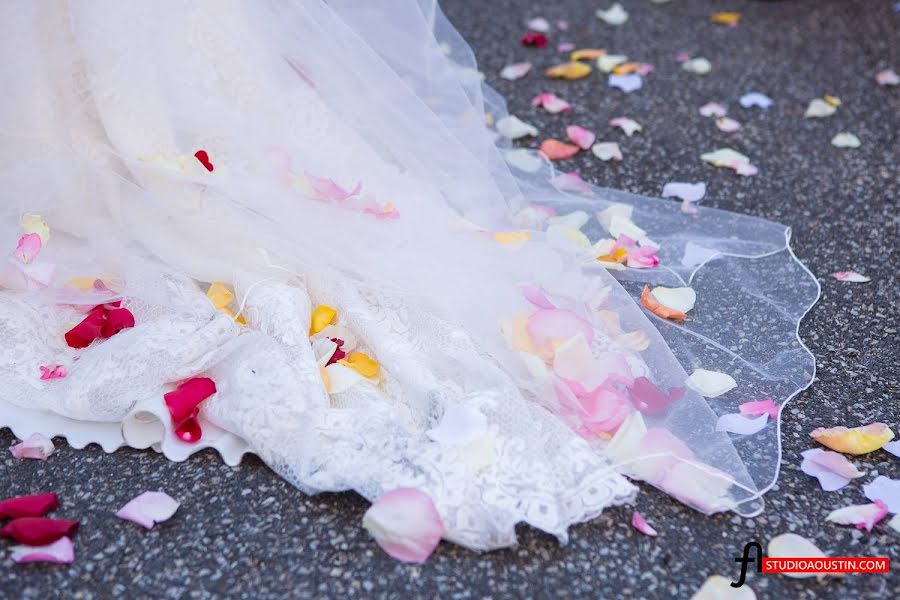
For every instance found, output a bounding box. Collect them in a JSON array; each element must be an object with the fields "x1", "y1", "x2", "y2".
[
  {"x1": 426, "y1": 405, "x2": 488, "y2": 446},
  {"x1": 767, "y1": 534, "x2": 828, "y2": 579},
  {"x1": 13, "y1": 233, "x2": 42, "y2": 264},
  {"x1": 10, "y1": 433, "x2": 55, "y2": 460},
  {"x1": 630, "y1": 511, "x2": 658, "y2": 536},
  {"x1": 10, "y1": 537, "x2": 74, "y2": 565},
  {"x1": 863, "y1": 476, "x2": 900, "y2": 512},
  {"x1": 810, "y1": 423, "x2": 895, "y2": 455},
  {"x1": 362, "y1": 488, "x2": 444, "y2": 563},
  {"x1": 831, "y1": 270, "x2": 870, "y2": 282},
  {"x1": 628, "y1": 377, "x2": 684, "y2": 416},
  {"x1": 115, "y1": 491, "x2": 180, "y2": 529},
  {"x1": 539, "y1": 139, "x2": 580, "y2": 160},
  {"x1": 313, "y1": 325, "x2": 358, "y2": 353},
  {"x1": 566, "y1": 125, "x2": 596, "y2": 150},
  {"x1": 0, "y1": 493, "x2": 59, "y2": 519},
  {"x1": 312, "y1": 337, "x2": 338, "y2": 366},
  {"x1": 339, "y1": 351, "x2": 379, "y2": 378},
  {"x1": 100, "y1": 307, "x2": 135, "y2": 338},
  {"x1": 193, "y1": 149, "x2": 214, "y2": 172},
  {"x1": 323, "y1": 362, "x2": 365, "y2": 394},
  {"x1": 499, "y1": 62, "x2": 532, "y2": 81},
  {"x1": 800, "y1": 449, "x2": 865, "y2": 491},
  {"x1": 20, "y1": 213, "x2": 50, "y2": 244},
  {"x1": 0, "y1": 518, "x2": 79, "y2": 546},
  {"x1": 164, "y1": 378, "x2": 217, "y2": 426},
  {"x1": 685, "y1": 369, "x2": 737, "y2": 398},
  {"x1": 825, "y1": 501, "x2": 888, "y2": 532},
  {"x1": 715, "y1": 413, "x2": 768, "y2": 435},
  {"x1": 544, "y1": 62, "x2": 592, "y2": 80},
  {"x1": 739, "y1": 399, "x2": 780, "y2": 419},
  {"x1": 325, "y1": 338, "x2": 346, "y2": 366},
  {"x1": 309, "y1": 305, "x2": 337, "y2": 335},
  {"x1": 640, "y1": 285, "x2": 687, "y2": 321},
  {"x1": 577, "y1": 385, "x2": 633, "y2": 436},
  {"x1": 39, "y1": 365, "x2": 68, "y2": 380}
]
